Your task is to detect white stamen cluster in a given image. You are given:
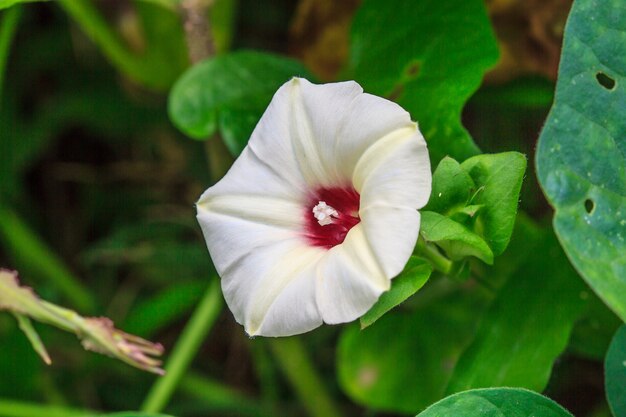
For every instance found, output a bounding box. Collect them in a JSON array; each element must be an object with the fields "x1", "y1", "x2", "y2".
[{"x1": 312, "y1": 201, "x2": 338, "y2": 226}]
